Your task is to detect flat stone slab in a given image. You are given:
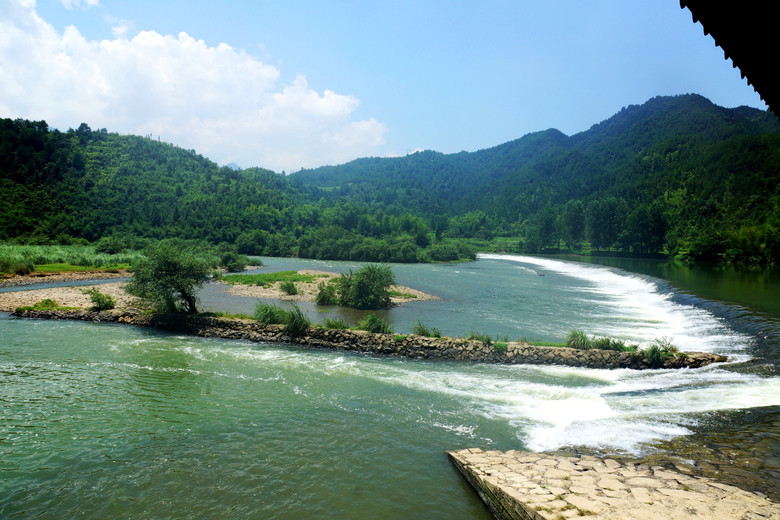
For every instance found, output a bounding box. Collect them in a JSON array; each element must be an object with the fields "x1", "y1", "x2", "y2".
[{"x1": 447, "y1": 449, "x2": 780, "y2": 520}]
